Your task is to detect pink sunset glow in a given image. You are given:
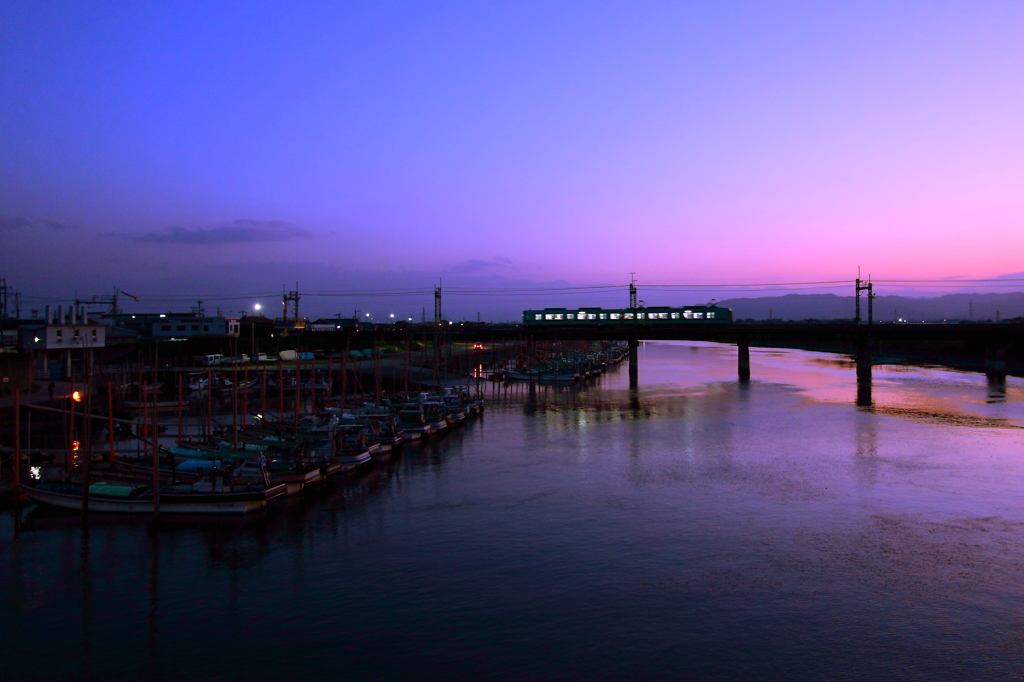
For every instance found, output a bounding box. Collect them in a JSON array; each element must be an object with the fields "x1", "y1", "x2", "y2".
[{"x1": 2, "y1": 2, "x2": 1022, "y2": 318}]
